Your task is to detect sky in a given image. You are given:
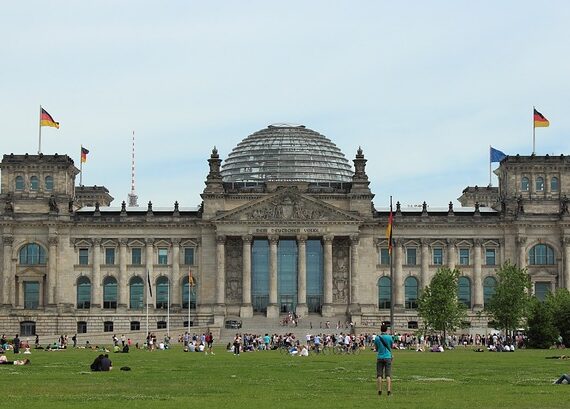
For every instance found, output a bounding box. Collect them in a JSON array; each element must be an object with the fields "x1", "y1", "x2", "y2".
[{"x1": 2, "y1": 1, "x2": 570, "y2": 209}]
